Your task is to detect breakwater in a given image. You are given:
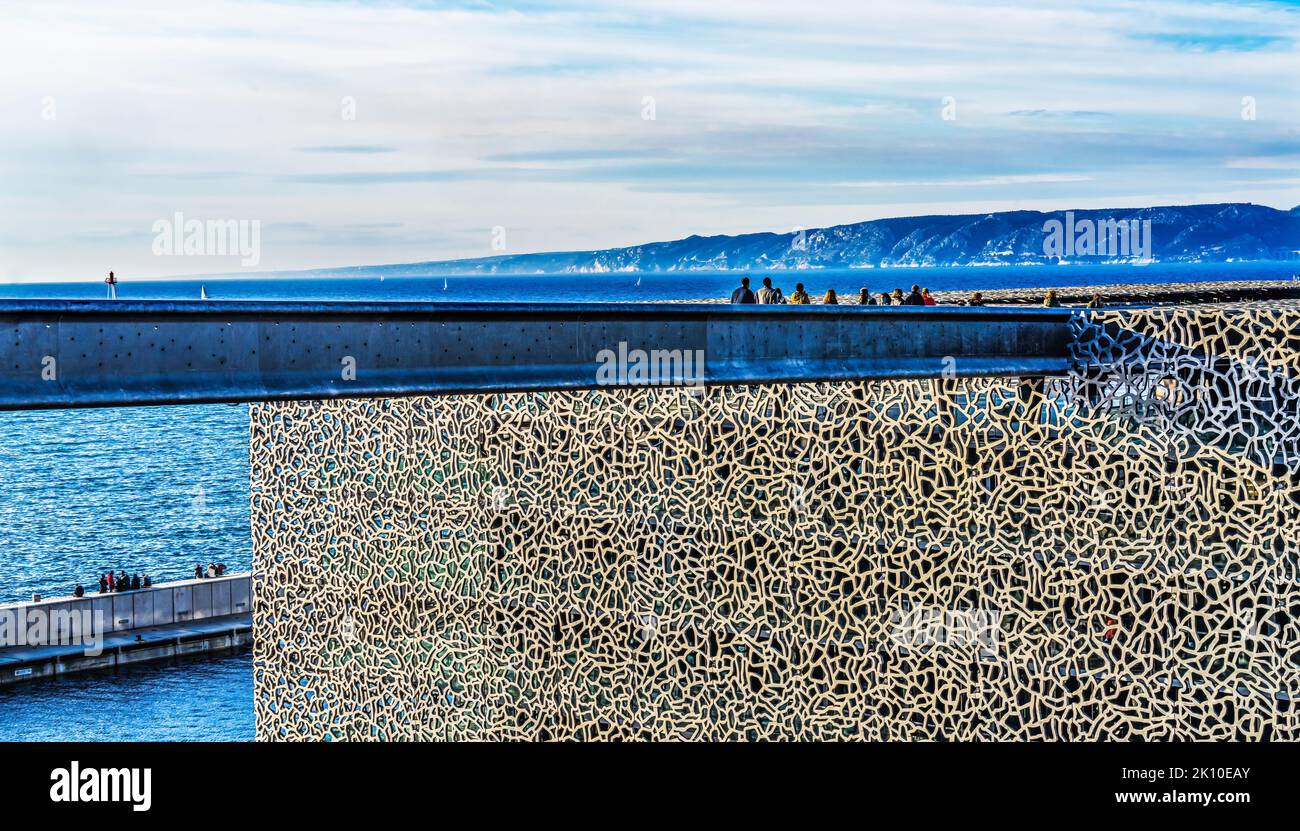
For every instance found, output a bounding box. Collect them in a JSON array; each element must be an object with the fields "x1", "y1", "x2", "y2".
[{"x1": 0, "y1": 574, "x2": 251, "y2": 685}]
